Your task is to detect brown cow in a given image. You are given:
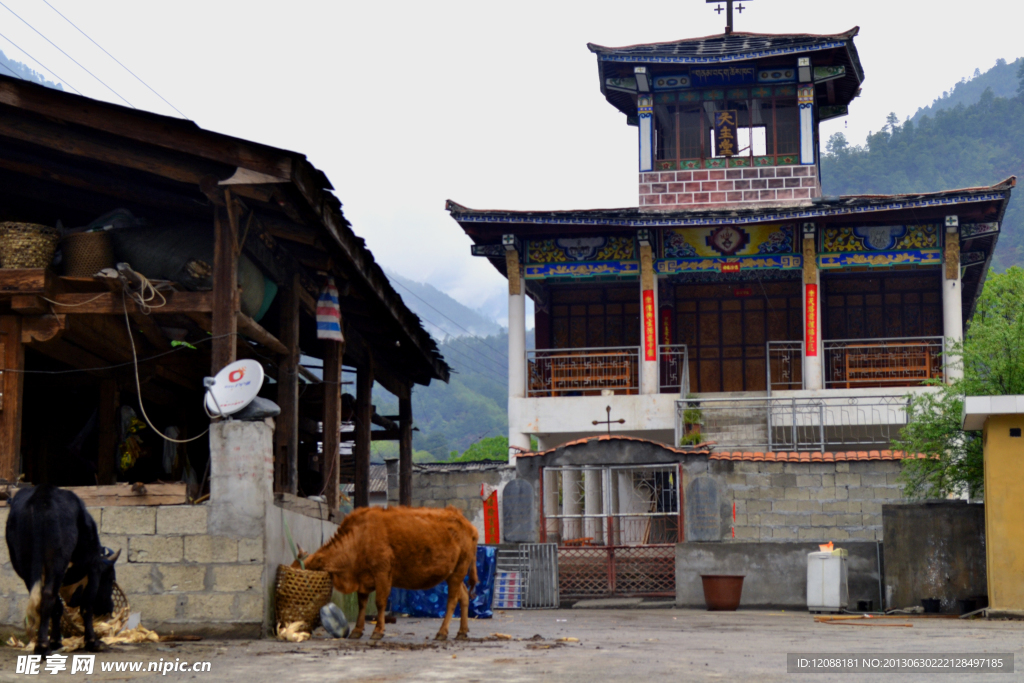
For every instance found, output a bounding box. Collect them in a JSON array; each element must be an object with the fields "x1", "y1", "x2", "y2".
[{"x1": 295, "y1": 505, "x2": 478, "y2": 641}]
